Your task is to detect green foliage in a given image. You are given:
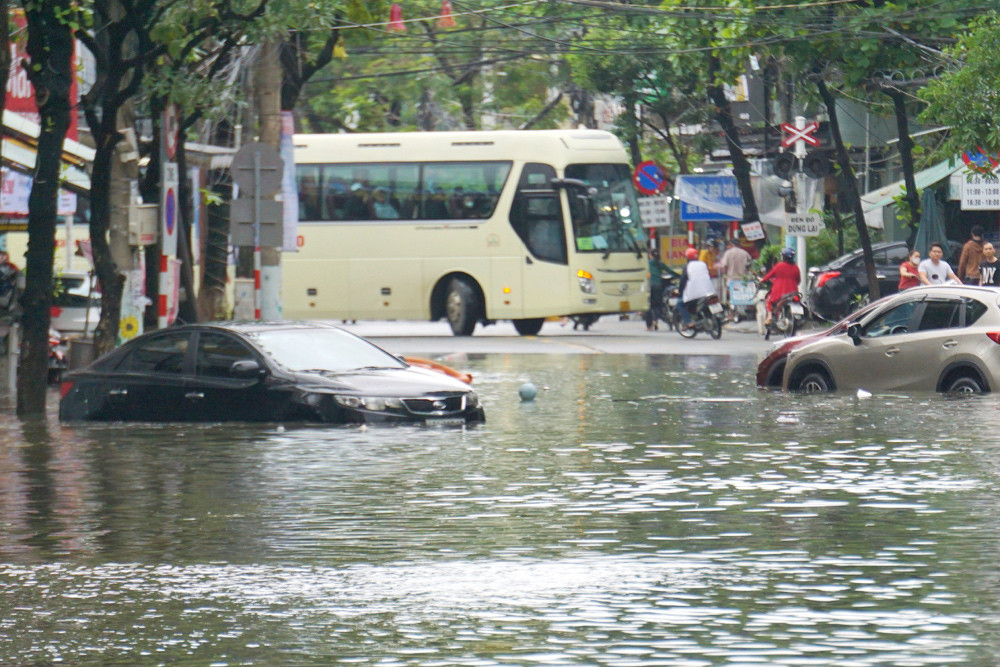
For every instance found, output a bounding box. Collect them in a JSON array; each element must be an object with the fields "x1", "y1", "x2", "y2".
[
  {"x1": 919, "y1": 12, "x2": 1000, "y2": 160},
  {"x1": 296, "y1": 1, "x2": 571, "y2": 132}
]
